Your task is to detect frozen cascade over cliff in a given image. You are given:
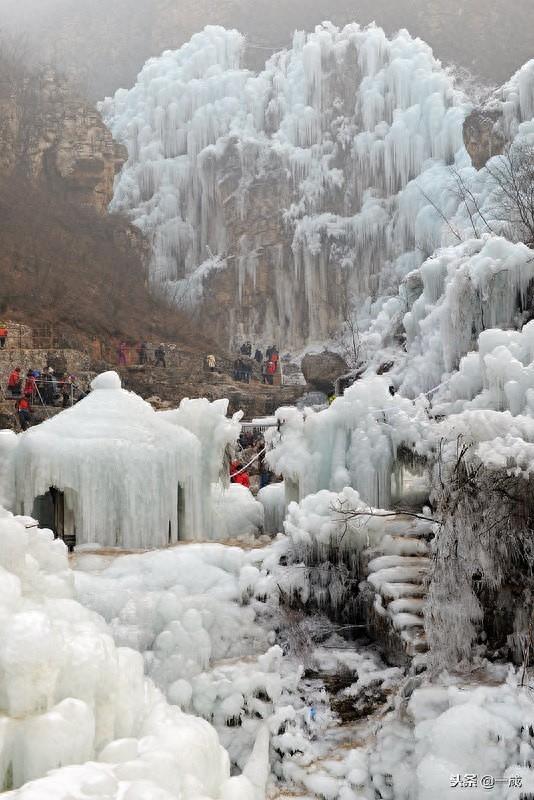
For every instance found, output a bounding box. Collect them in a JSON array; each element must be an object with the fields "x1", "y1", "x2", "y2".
[{"x1": 101, "y1": 23, "x2": 471, "y2": 347}]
